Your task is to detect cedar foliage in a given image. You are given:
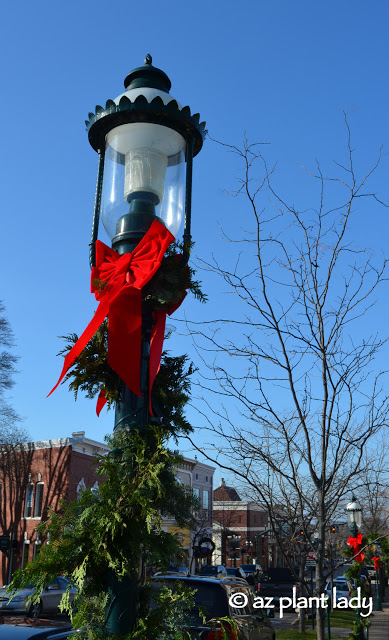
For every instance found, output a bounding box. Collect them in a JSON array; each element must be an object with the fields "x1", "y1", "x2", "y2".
[
  {"x1": 59, "y1": 323, "x2": 195, "y2": 440},
  {"x1": 7, "y1": 249, "x2": 206, "y2": 638},
  {"x1": 8, "y1": 429, "x2": 198, "y2": 639}
]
